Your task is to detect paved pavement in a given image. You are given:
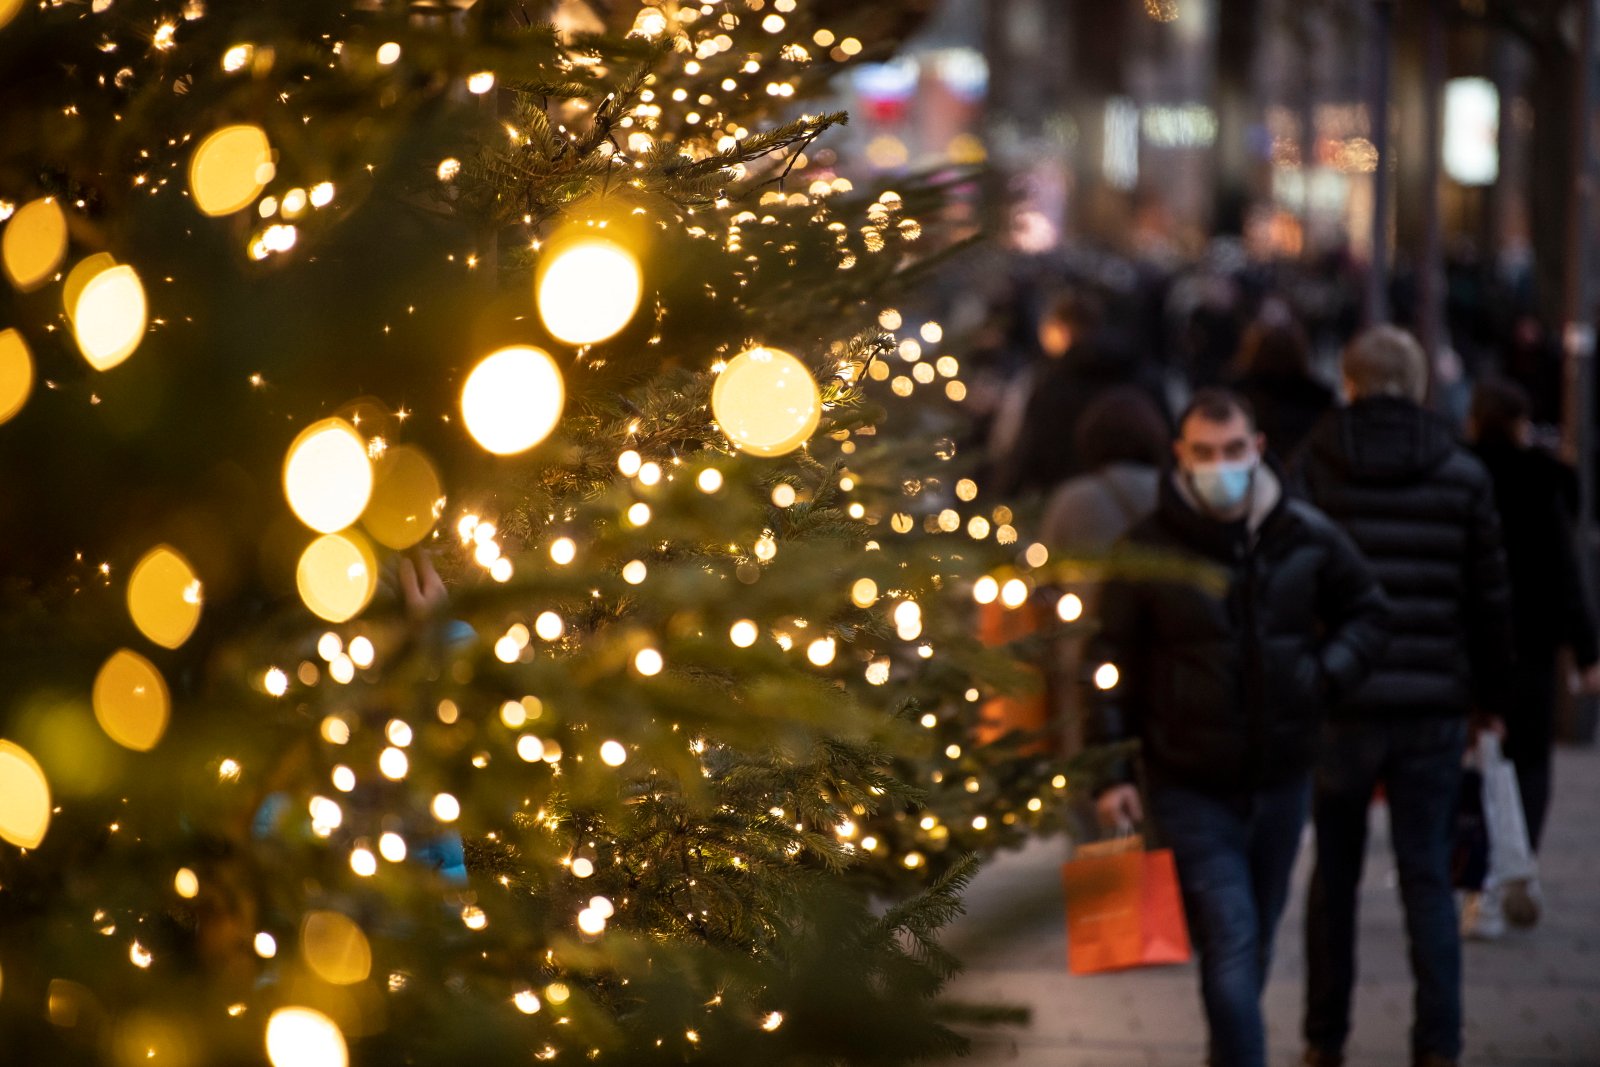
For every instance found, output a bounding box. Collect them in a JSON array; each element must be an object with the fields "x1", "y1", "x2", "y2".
[{"x1": 938, "y1": 746, "x2": 1600, "y2": 1066}]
